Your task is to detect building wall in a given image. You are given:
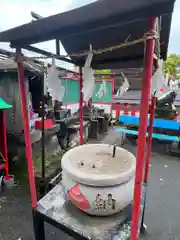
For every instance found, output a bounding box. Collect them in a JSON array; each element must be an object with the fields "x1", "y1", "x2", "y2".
[
  {"x1": 114, "y1": 89, "x2": 180, "y2": 108},
  {"x1": 0, "y1": 71, "x2": 29, "y2": 136}
]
